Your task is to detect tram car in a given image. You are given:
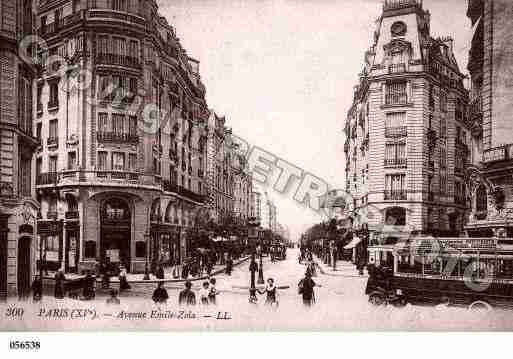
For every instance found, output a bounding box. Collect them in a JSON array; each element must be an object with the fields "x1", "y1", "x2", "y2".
[{"x1": 365, "y1": 238, "x2": 513, "y2": 310}]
